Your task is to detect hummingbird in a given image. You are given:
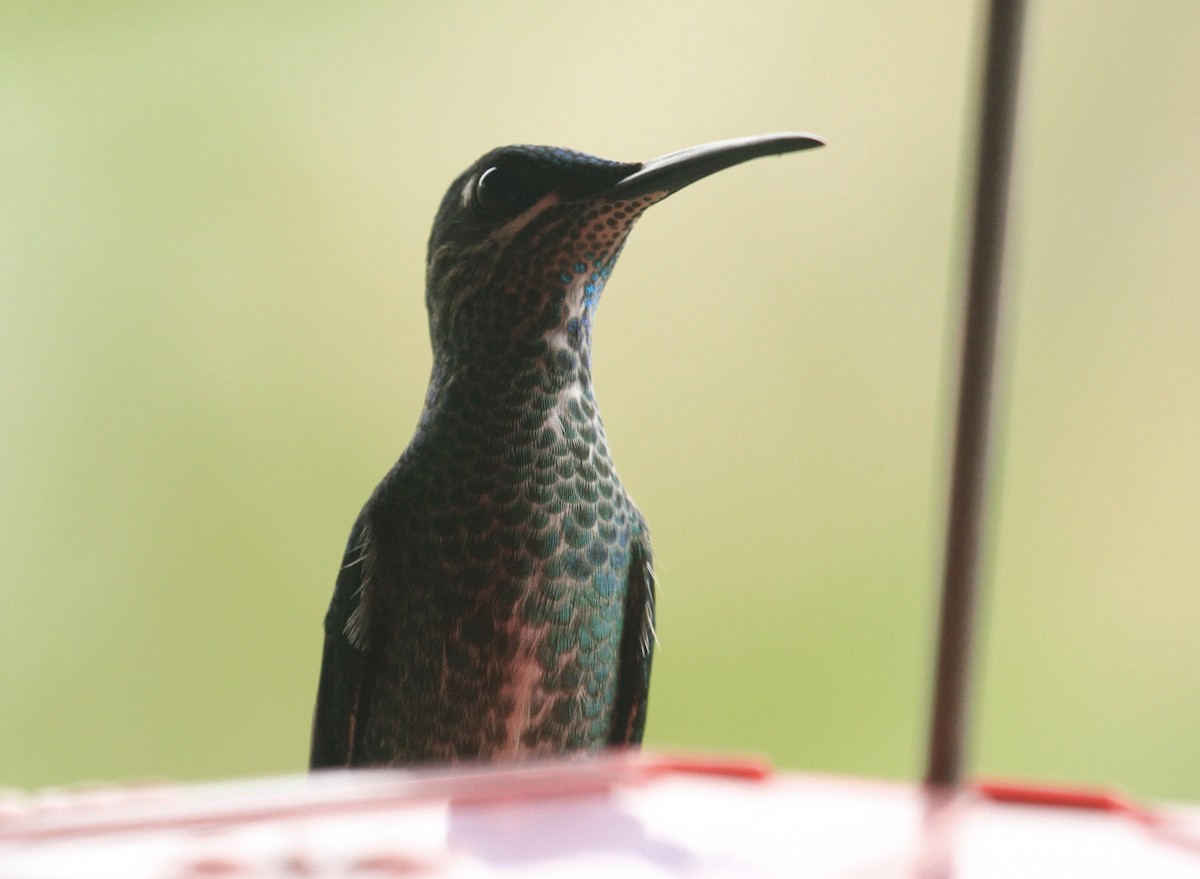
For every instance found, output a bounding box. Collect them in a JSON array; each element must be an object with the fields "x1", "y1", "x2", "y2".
[{"x1": 310, "y1": 132, "x2": 824, "y2": 768}]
